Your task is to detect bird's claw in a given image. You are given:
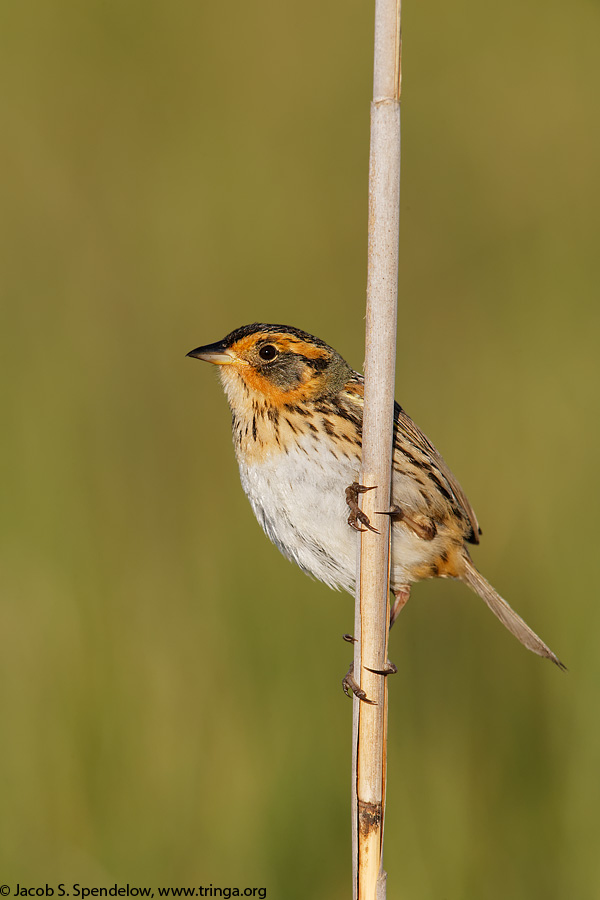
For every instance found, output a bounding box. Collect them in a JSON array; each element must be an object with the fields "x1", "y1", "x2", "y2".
[
  {"x1": 376, "y1": 504, "x2": 437, "y2": 541},
  {"x1": 375, "y1": 504, "x2": 404, "y2": 519},
  {"x1": 342, "y1": 662, "x2": 376, "y2": 705},
  {"x1": 364, "y1": 661, "x2": 398, "y2": 676},
  {"x1": 345, "y1": 482, "x2": 380, "y2": 534}
]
